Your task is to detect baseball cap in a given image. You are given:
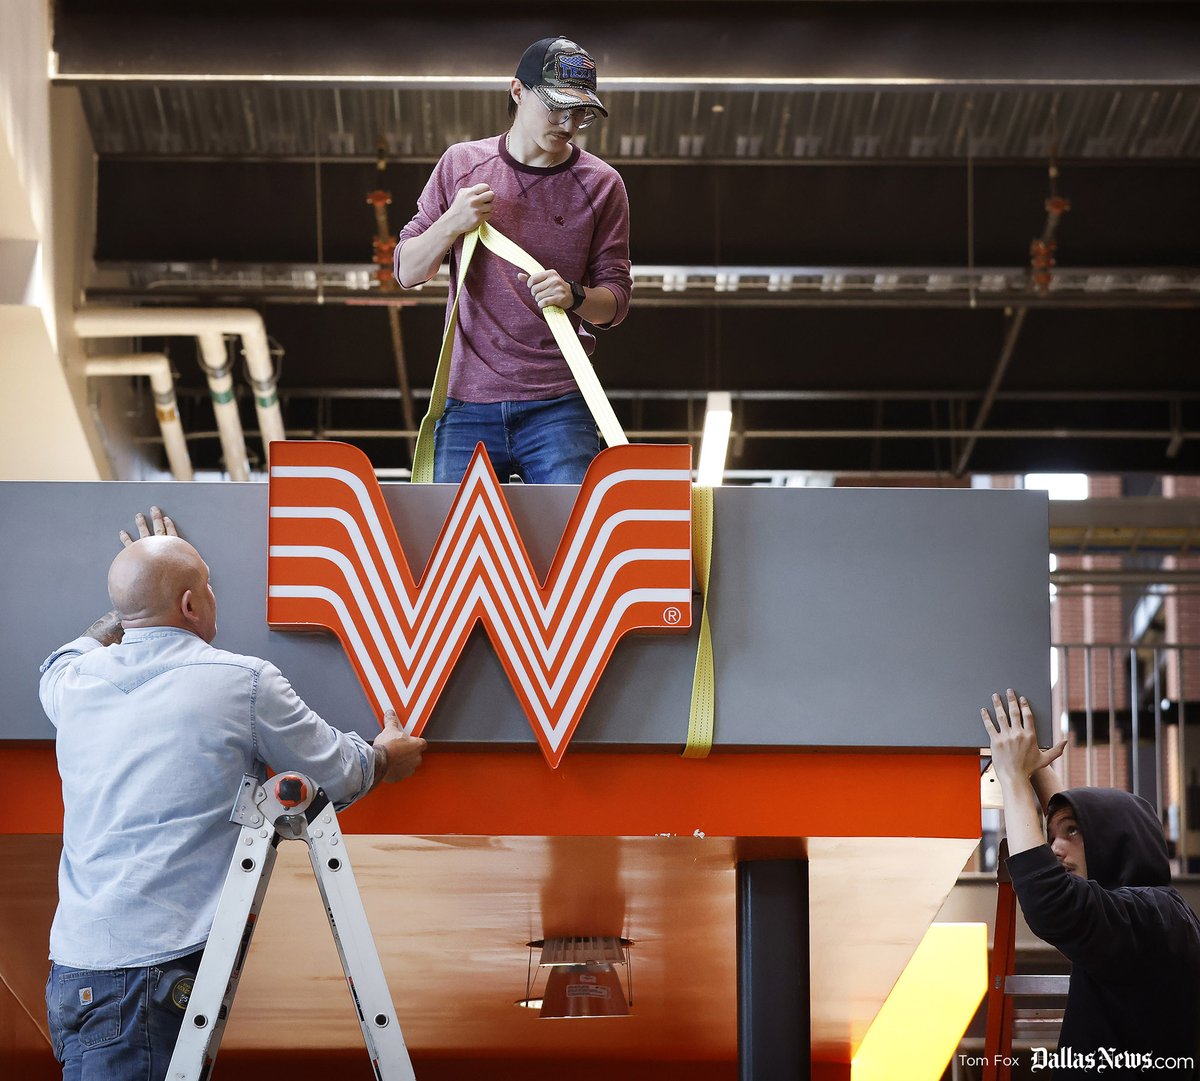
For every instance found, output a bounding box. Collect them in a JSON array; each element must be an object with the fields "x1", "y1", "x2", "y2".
[{"x1": 515, "y1": 37, "x2": 609, "y2": 117}]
